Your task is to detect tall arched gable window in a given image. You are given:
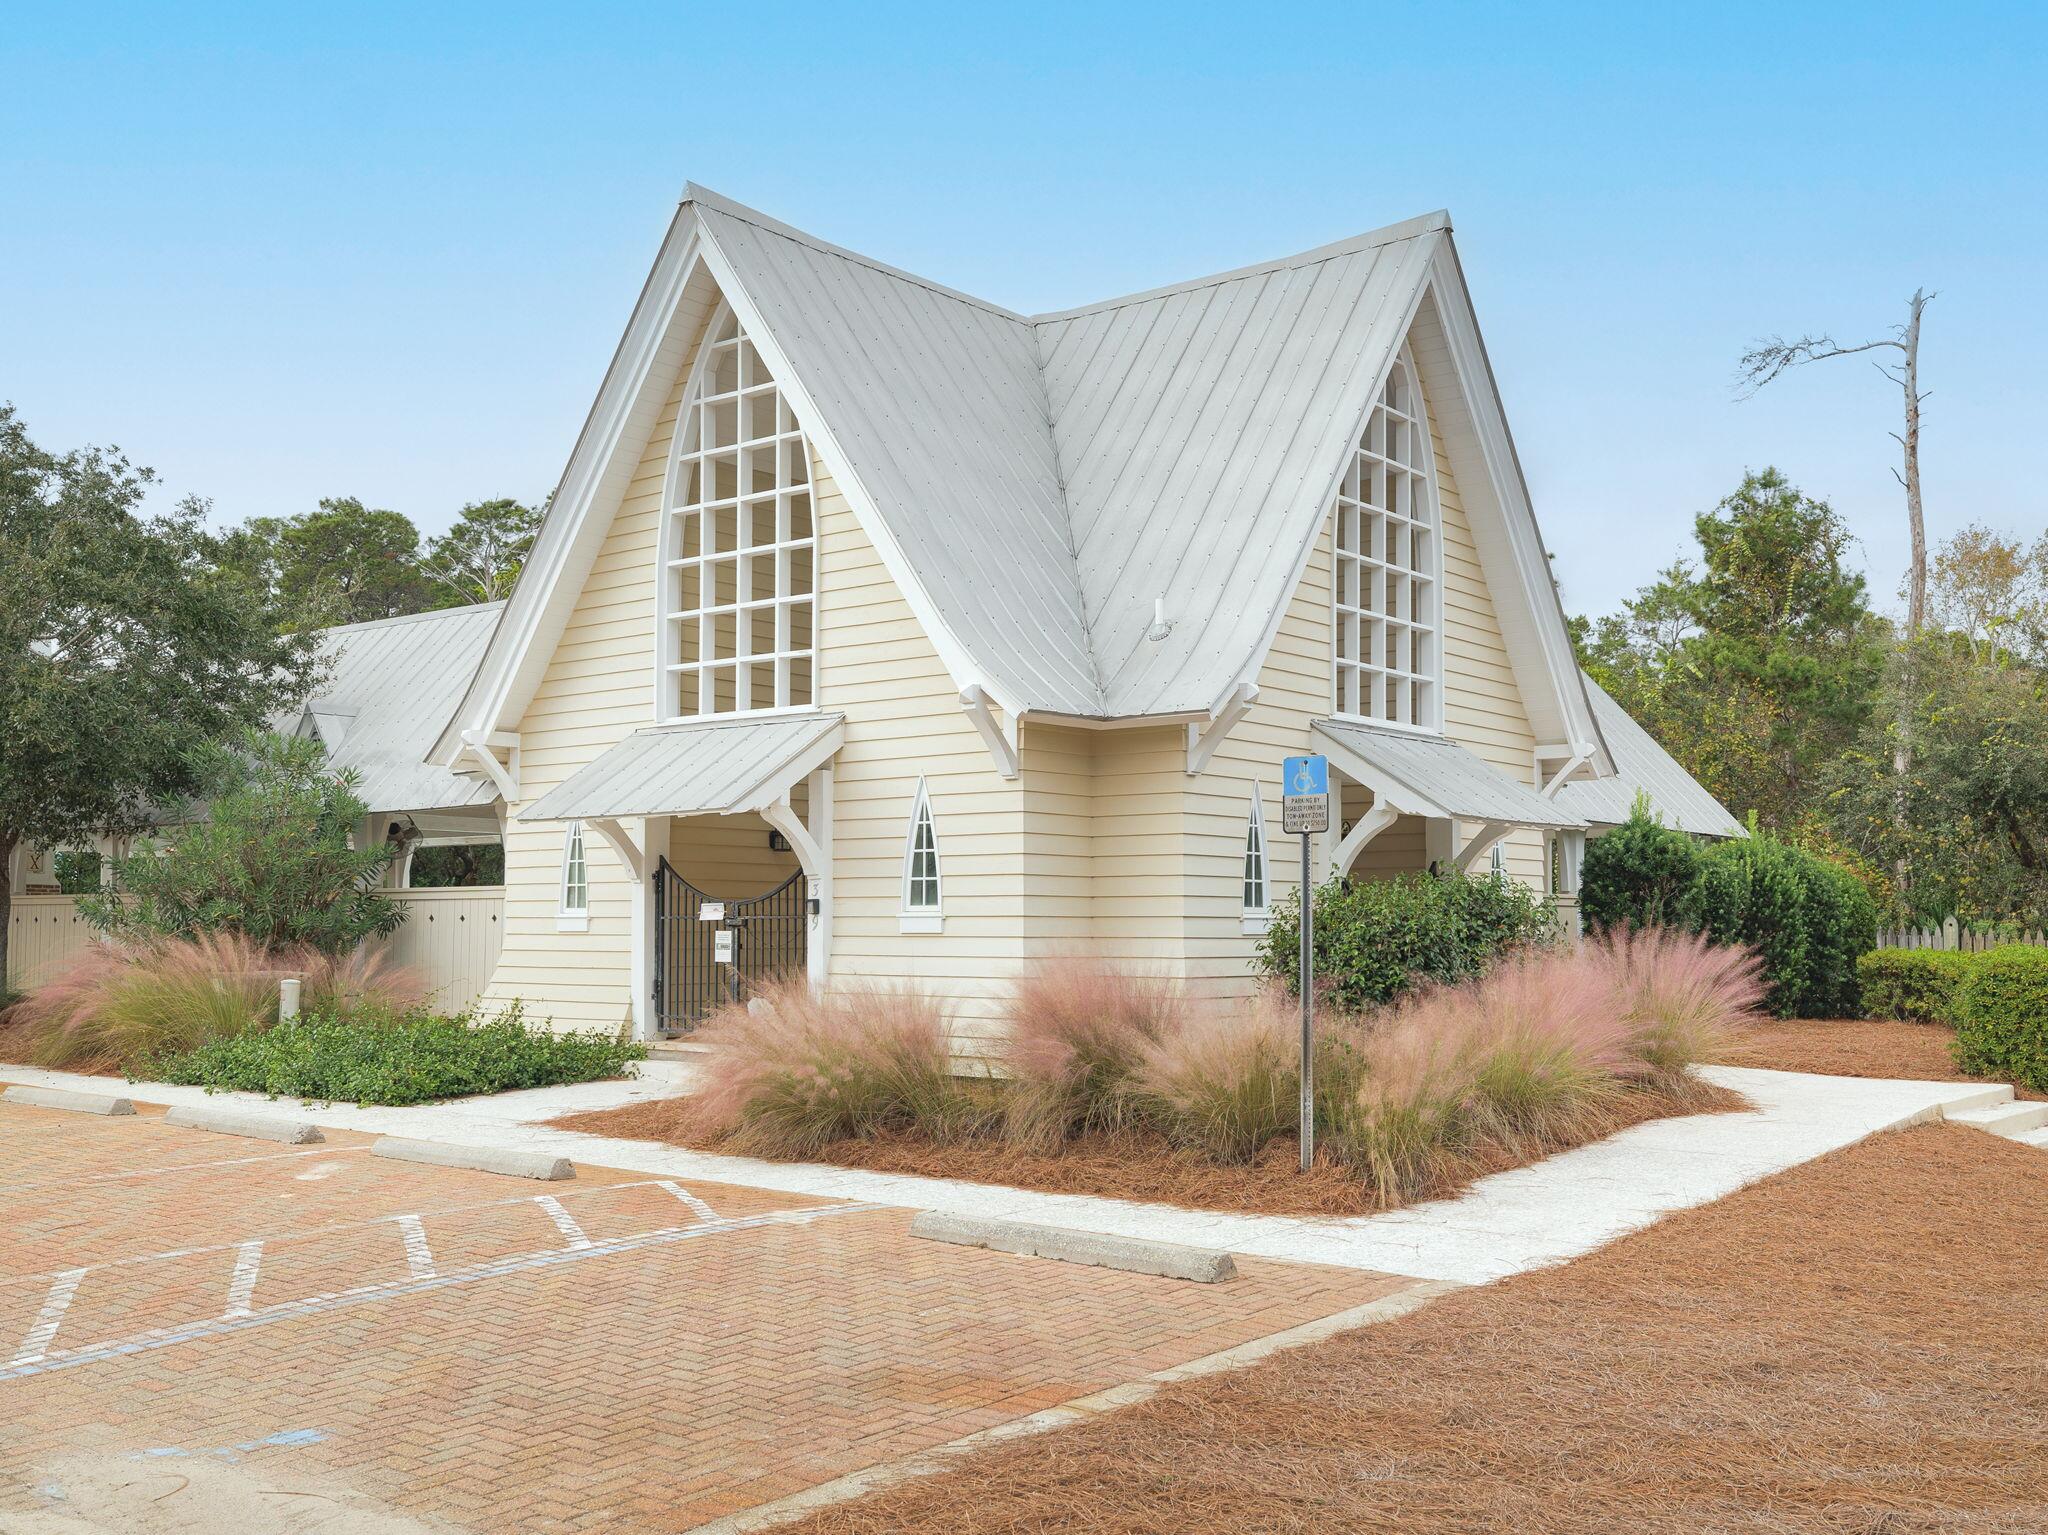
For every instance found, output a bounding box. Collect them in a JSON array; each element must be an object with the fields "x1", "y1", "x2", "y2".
[
  {"x1": 659, "y1": 304, "x2": 816, "y2": 719},
  {"x1": 1241, "y1": 785, "x2": 1270, "y2": 934},
  {"x1": 900, "y1": 778, "x2": 942, "y2": 933},
  {"x1": 1332, "y1": 346, "x2": 1443, "y2": 731},
  {"x1": 557, "y1": 821, "x2": 589, "y2": 931}
]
